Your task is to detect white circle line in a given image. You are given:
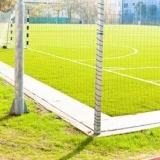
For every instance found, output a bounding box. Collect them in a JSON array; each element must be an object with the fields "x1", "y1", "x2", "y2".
[
  {"x1": 75, "y1": 44, "x2": 138, "y2": 62},
  {"x1": 104, "y1": 45, "x2": 138, "y2": 59}
]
